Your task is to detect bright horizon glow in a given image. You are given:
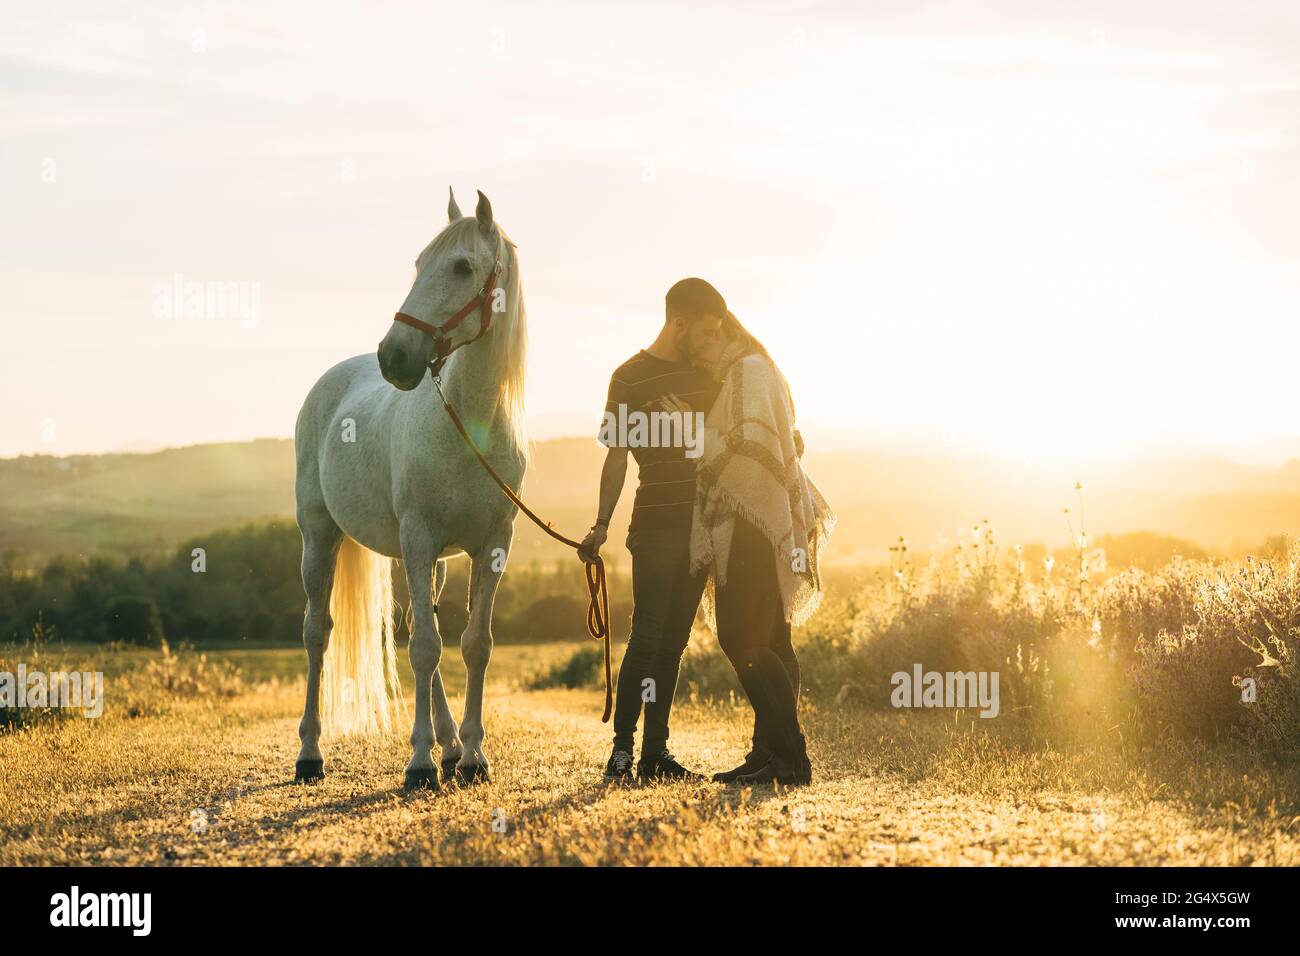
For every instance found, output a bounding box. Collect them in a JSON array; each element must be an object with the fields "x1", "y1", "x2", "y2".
[{"x1": 3, "y1": 1, "x2": 1299, "y2": 465}]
